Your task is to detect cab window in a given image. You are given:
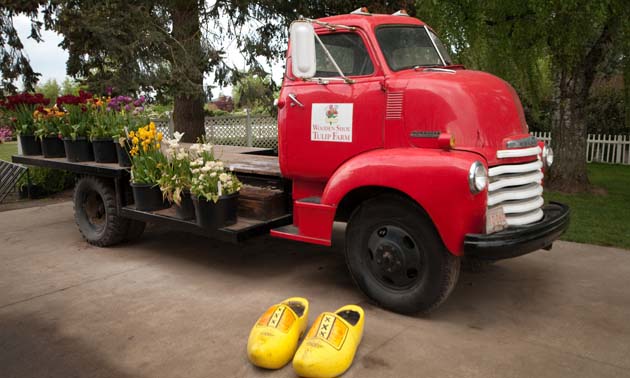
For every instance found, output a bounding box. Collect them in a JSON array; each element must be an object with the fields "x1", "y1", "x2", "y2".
[{"x1": 315, "y1": 33, "x2": 374, "y2": 77}]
